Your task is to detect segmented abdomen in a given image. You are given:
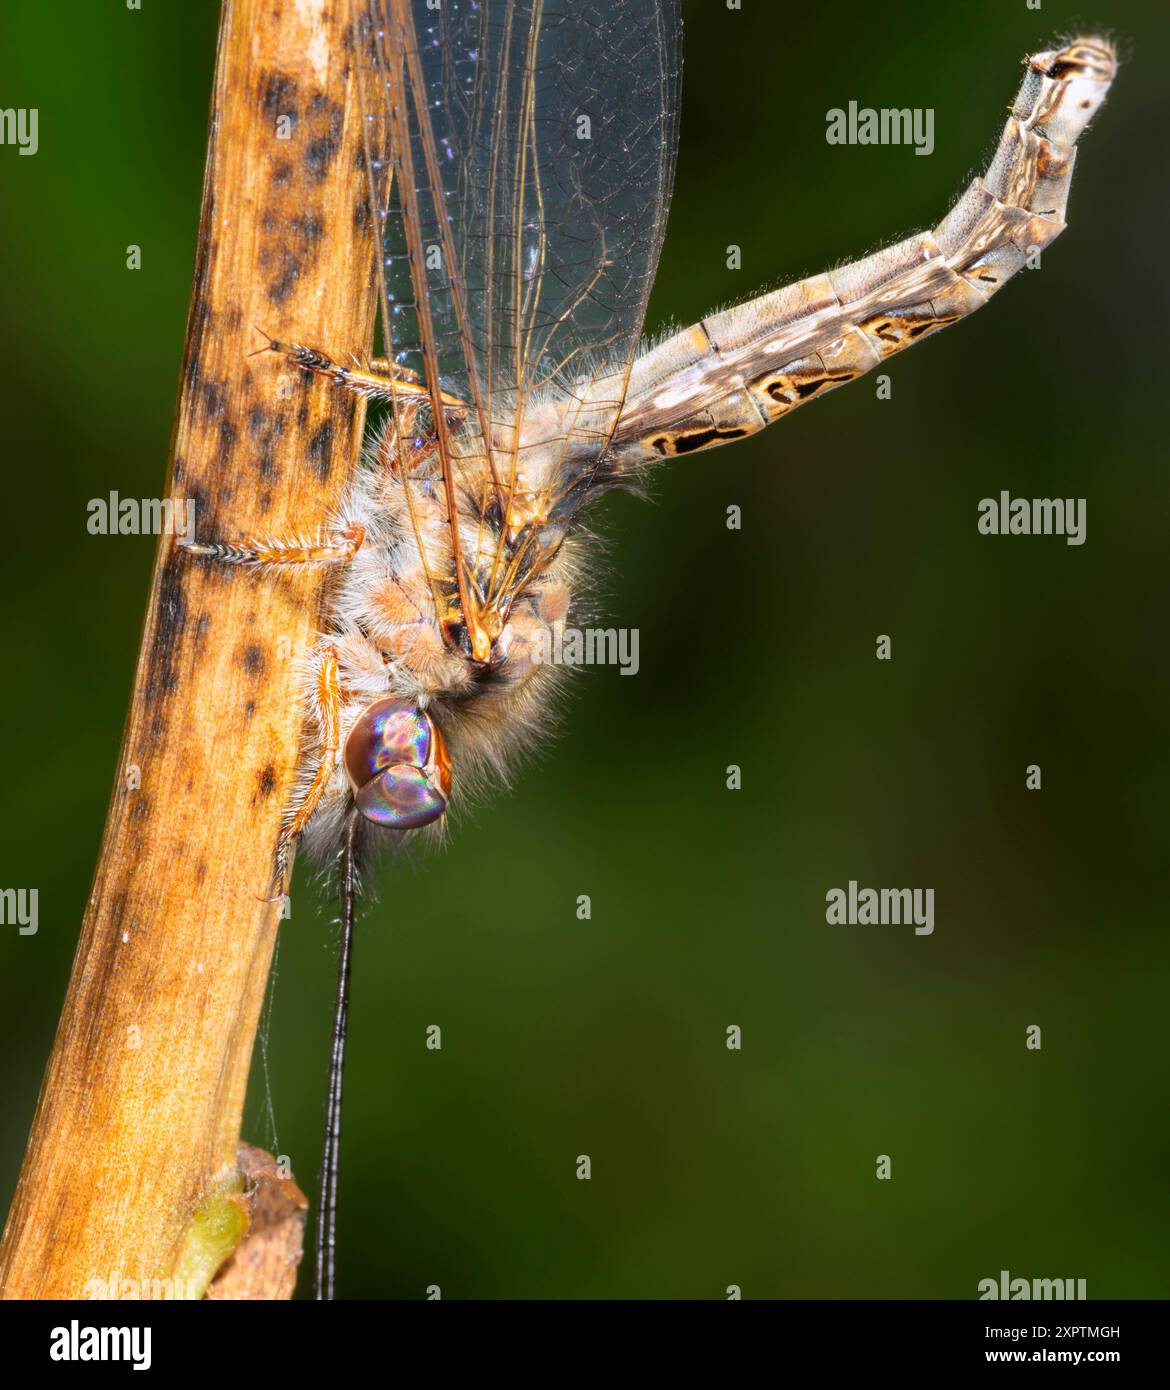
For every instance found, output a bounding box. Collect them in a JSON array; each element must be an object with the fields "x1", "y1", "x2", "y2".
[{"x1": 611, "y1": 38, "x2": 1115, "y2": 467}]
